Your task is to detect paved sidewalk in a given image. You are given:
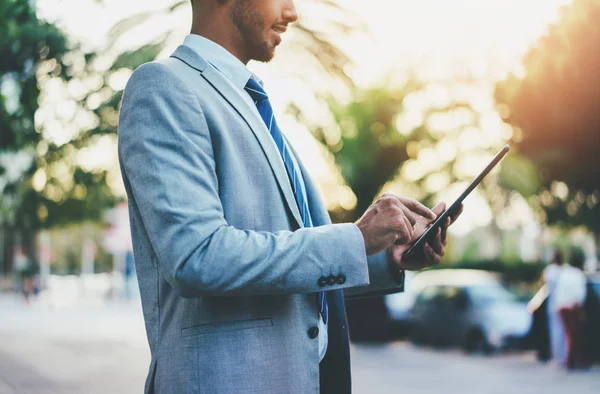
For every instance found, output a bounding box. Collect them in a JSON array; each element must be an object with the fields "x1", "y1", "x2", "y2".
[
  {"x1": 352, "y1": 342, "x2": 600, "y2": 394},
  {"x1": 0, "y1": 294, "x2": 149, "y2": 394},
  {"x1": 1, "y1": 293, "x2": 599, "y2": 393}
]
